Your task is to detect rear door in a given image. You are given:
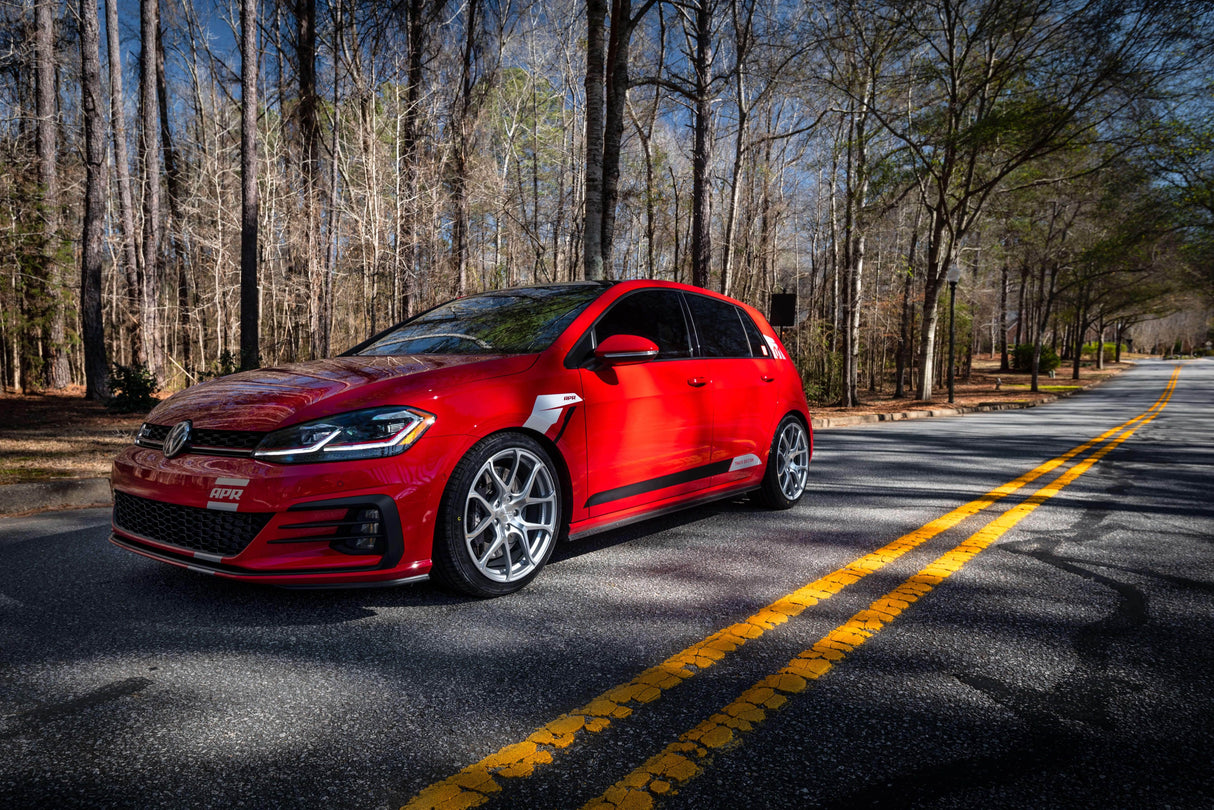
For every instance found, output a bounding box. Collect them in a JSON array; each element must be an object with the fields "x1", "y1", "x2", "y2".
[
  {"x1": 575, "y1": 290, "x2": 714, "y2": 517},
  {"x1": 684, "y1": 293, "x2": 779, "y2": 487}
]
